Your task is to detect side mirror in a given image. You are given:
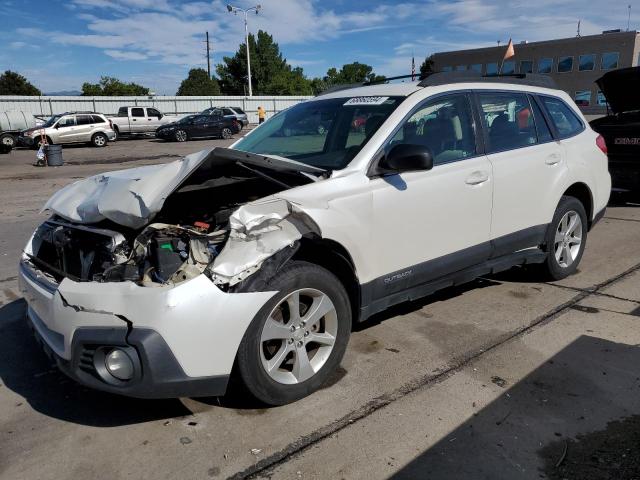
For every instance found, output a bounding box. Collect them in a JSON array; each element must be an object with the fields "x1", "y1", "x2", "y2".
[{"x1": 378, "y1": 144, "x2": 434, "y2": 173}]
